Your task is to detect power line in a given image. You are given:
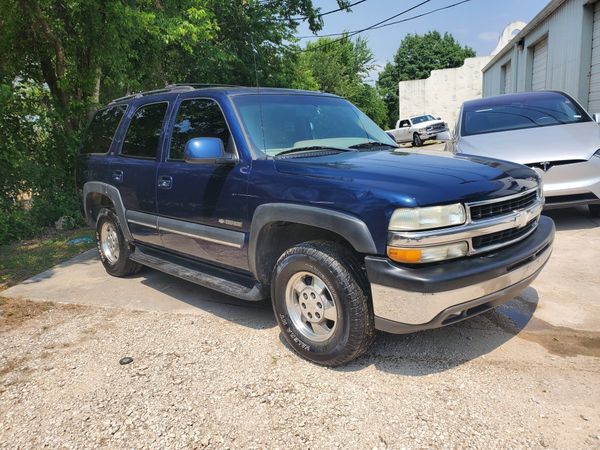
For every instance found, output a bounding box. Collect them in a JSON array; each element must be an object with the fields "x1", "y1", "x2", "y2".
[
  {"x1": 299, "y1": 0, "x2": 432, "y2": 52},
  {"x1": 298, "y1": 0, "x2": 473, "y2": 39},
  {"x1": 273, "y1": 0, "x2": 368, "y2": 22}
]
